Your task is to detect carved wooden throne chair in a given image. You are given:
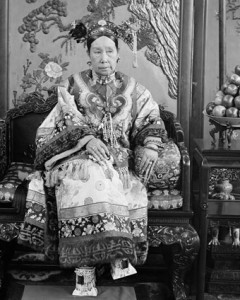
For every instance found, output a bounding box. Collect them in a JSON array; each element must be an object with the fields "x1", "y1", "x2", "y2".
[{"x1": 0, "y1": 93, "x2": 199, "y2": 300}]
